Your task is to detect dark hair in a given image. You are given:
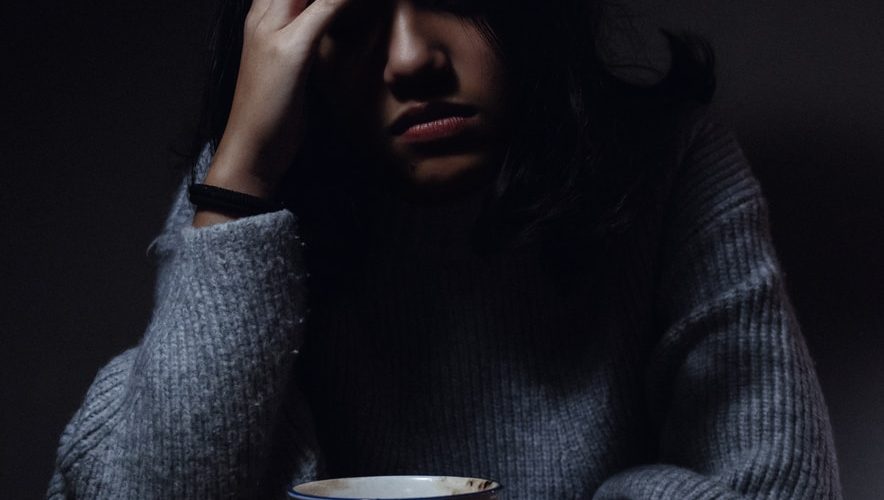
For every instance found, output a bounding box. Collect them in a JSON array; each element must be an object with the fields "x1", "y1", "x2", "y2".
[{"x1": 183, "y1": 0, "x2": 715, "y2": 296}]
